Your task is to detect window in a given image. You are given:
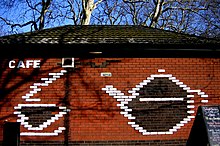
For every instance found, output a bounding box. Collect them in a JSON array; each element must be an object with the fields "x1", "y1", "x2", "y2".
[{"x1": 62, "y1": 58, "x2": 74, "y2": 68}]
